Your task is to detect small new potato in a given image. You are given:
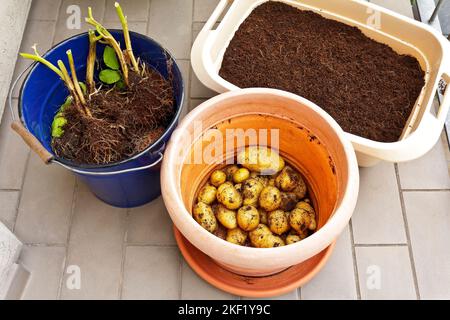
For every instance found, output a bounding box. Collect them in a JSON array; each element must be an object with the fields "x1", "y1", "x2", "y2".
[
  {"x1": 224, "y1": 165, "x2": 239, "y2": 181},
  {"x1": 237, "y1": 146, "x2": 285, "y2": 175},
  {"x1": 193, "y1": 202, "x2": 217, "y2": 233},
  {"x1": 226, "y1": 228, "x2": 248, "y2": 246},
  {"x1": 259, "y1": 186, "x2": 282, "y2": 211},
  {"x1": 286, "y1": 231, "x2": 302, "y2": 244},
  {"x1": 237, "y1": 205, "x2": 260, "y2": 231},
  {"x1": 234, "y1": 183, "x2": 243, "y2": 193},
  {"x1": 296, "y1": 200, "x2": 315, "y2": 213},
  {"x1": 268, "y1": 210, "x2": 290, "y2": 235},
  {"x1": 249, "y1": 224, "x2": 285, "y2": 248},
  {"x1": 197, "y1": 184, "x2": 217, "y2": 205},
  {"x1": 279, "y1": 192, "x2": 298, "y2": 211},
  {"x1": 217, "y1": 181, "x2": 233, "y2": 193},
  {"x1": 210, "y1": 169, "x2": 227, "y2": 187},
  {"x1": 275, "y1": 166, "x2": 301, "y2": 192},
  {"x1": 216, "y1": 204, "x2": 237, "y2": 229},
  {"x1": 242, "y1": 178, "x2": 264, "y2": 206},
  {"x1": 216, "y1": 184, "x2": 242, "y2": 210},
  {"x1": 292, "y1": 177, "x2": 308, "y2": 200},
  {"x1": 289, "y1": 207, "x2": 317, "y2": 233},
  {"x1": 233, "y1": 168, "x2": 250, "y2": 183}
]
